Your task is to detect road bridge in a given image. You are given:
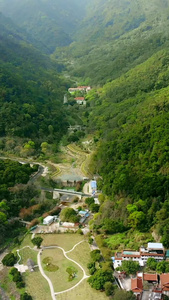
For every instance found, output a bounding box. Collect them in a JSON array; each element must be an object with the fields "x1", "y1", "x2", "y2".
[{"x1": 40, "y1": 187, "x2": 94, "y2": 199}]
